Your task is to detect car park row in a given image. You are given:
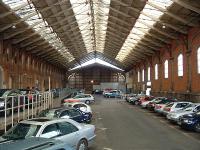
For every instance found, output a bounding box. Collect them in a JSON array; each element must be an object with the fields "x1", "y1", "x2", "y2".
[
  {"x1": 125, "y1": 94, "x2": 200, "y2": 133},
  {"x1": 0, "y1": 89, "x2": 96, "y2": 150}
]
